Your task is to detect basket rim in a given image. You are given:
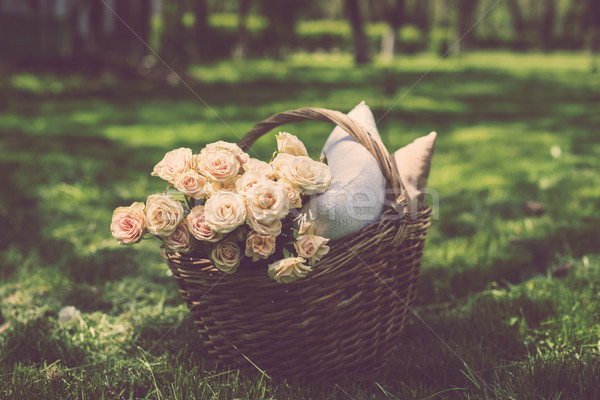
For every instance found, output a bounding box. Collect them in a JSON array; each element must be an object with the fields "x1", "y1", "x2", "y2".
[{"x1": 164, "y1": 206, "x2": 432, "y2": 284}]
